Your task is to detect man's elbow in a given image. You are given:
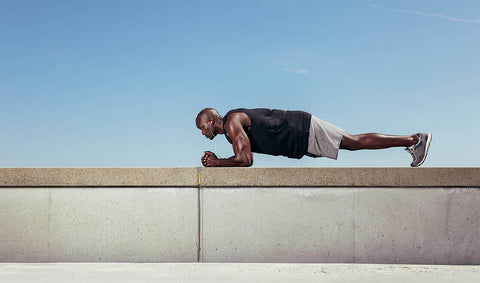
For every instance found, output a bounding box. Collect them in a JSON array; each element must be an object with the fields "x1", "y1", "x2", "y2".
[
  {"x1": 236, "y1": 154, "x2": 253, "y2": 167},
  {"x1": 245, "y1": 154, "x2": 254, "y2": 167},
  {"x1": 242, "y1": 160, "x2": 253, "y2": 167}
]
